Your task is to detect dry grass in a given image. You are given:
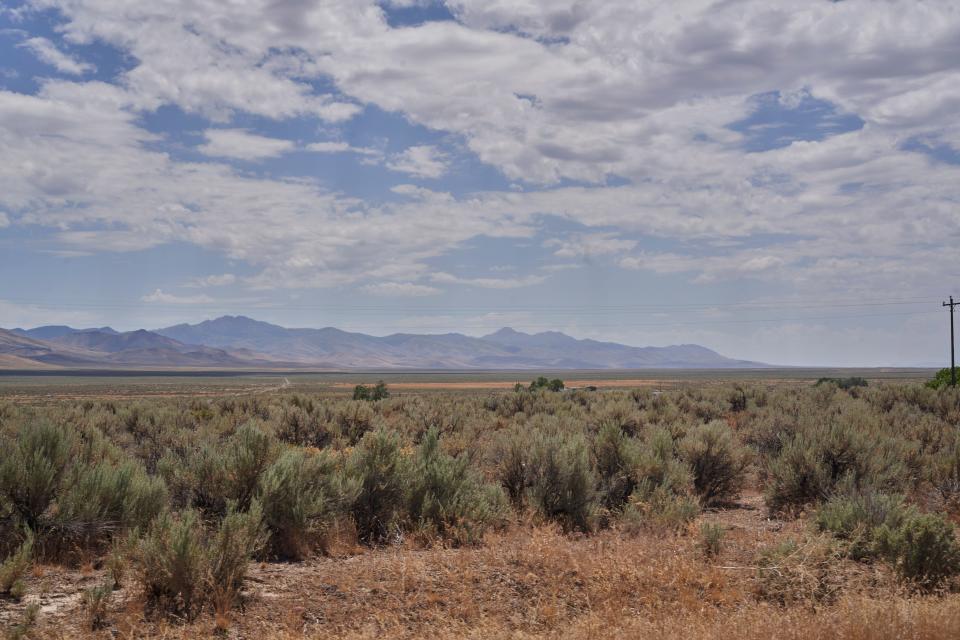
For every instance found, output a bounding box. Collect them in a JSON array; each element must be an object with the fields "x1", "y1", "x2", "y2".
[{"x1": 7, "y1": 505, "x2": 952, "y2": 640}]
